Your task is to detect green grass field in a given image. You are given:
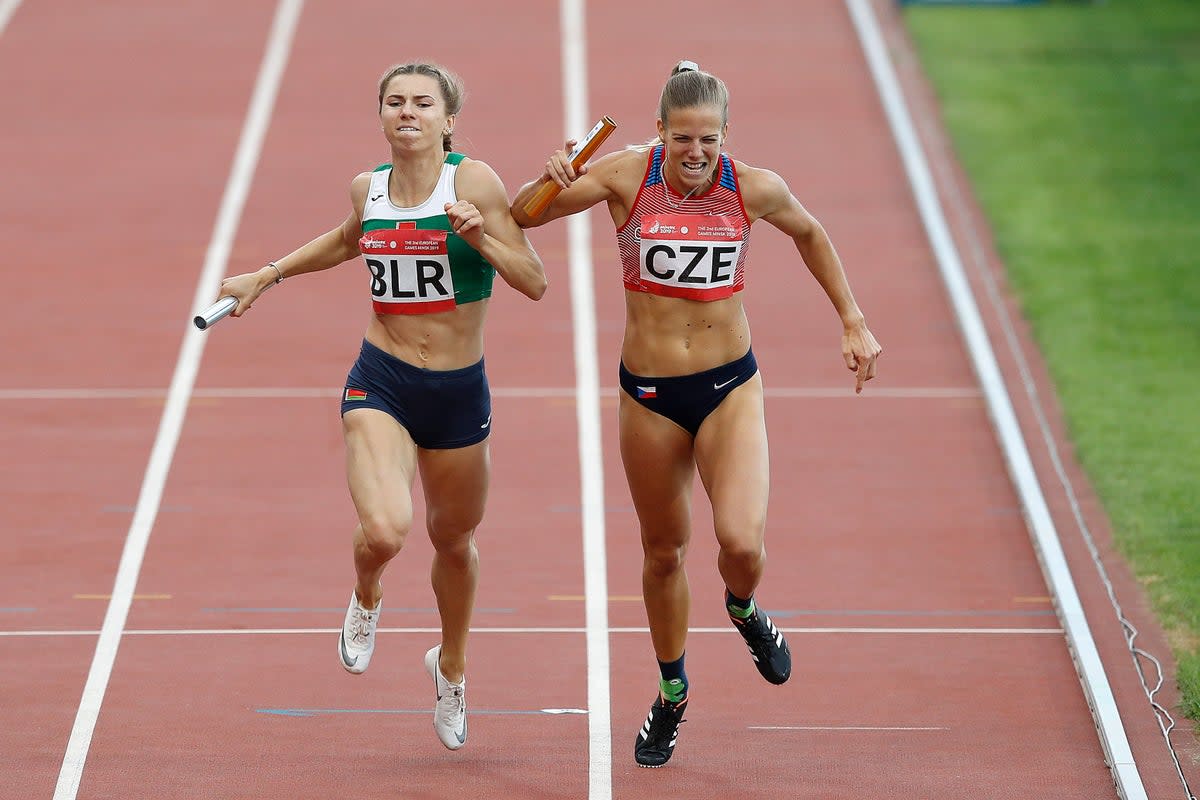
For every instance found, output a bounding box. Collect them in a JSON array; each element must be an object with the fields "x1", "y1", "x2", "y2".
[{"x1": 901, "y1": 0, "x2": 1200, "y2": 716}]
